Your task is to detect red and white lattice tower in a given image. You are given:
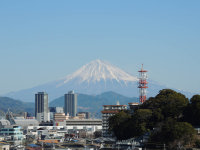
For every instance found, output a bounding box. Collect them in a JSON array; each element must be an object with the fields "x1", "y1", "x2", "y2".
[{"x1": 138, "y1": 64, "x2": 148, "y2": 103}]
